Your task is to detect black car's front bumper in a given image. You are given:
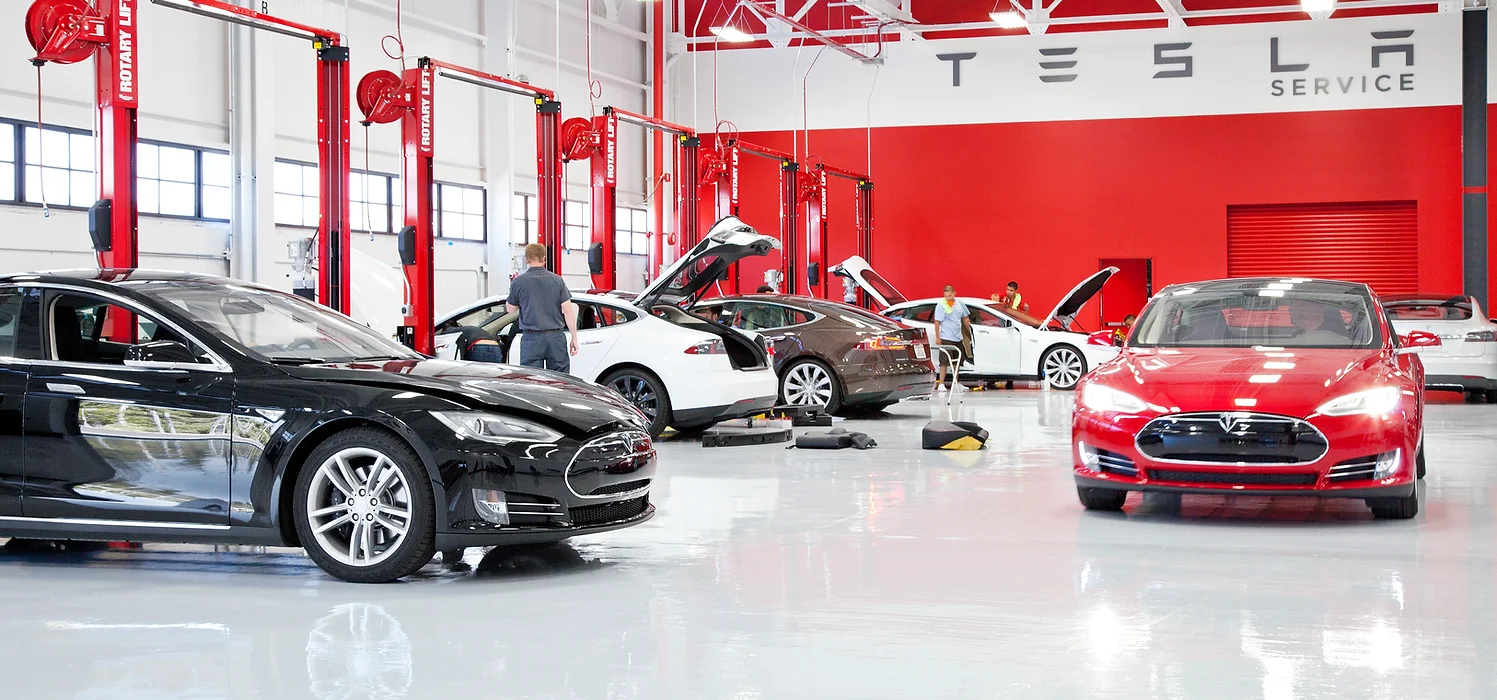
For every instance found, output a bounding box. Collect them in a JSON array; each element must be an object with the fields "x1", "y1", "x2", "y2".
[
  {"x1": 1425, "y1": 374, "x2": 1496, "y2": 392},
  {"x1": 435, "y1": 501, "x2": 655, "y2": 549}
]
